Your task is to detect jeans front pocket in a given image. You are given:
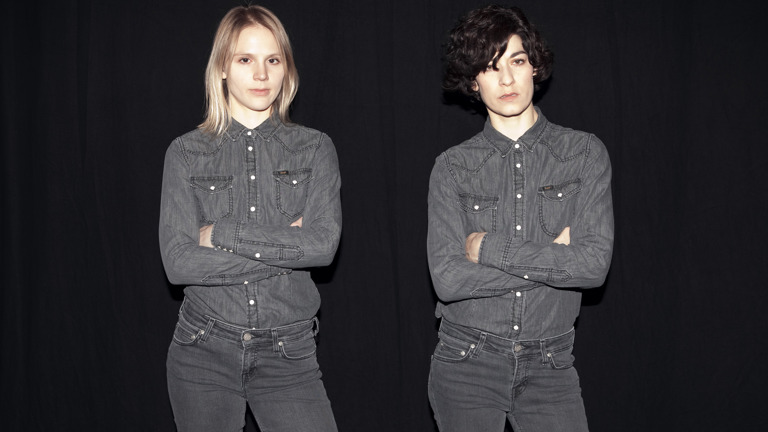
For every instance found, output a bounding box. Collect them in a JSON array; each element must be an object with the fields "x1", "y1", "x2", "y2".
[
  {"x1": 537, "y1": 178, "x2": 582, "y2": 237},
  {"x1": 544, "y1": 343, "x2": 575, "y2": 370},
  {"x1": 277, "y1": 330, "x2": 317, "y2": 360},
  {"x1": 432, "y1": 331, "x2": 479, "y2": 364},
  {"x1": 171, "y1": 316, "x2": 203, "y2": 347},
  {"x1": 458, "y1": 193, "x2": 498, "y2": 233},
  {"x1": 190, "y1": 176, "x2": 233, "y2": 224},
  {"x1": 273, "y1": 168, "x2": 312, "y2": 219}
]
